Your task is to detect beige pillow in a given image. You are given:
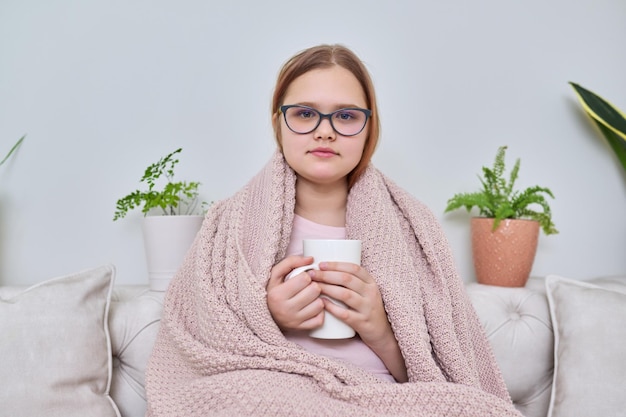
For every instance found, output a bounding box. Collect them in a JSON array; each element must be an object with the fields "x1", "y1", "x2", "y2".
[
  {"x1": 545, "y1": 275, "x2": 626, "y2": 417},
  {"x1": 0, "y1": 265, "x2": 120, "y2": 417}
]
